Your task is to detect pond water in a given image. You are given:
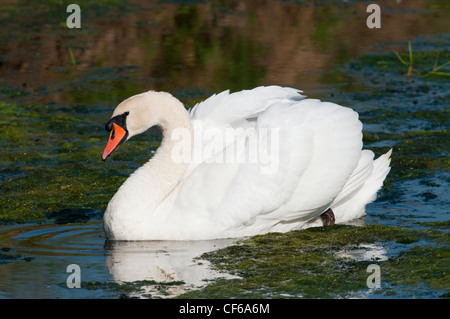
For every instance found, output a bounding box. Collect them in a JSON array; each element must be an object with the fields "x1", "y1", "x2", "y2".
[
  {"x1": 0, "y1": 221, "x2": 237, "y2": 298},
  {"x1": 0, "y1": 0, "x2": 448, "y2": 299}
]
